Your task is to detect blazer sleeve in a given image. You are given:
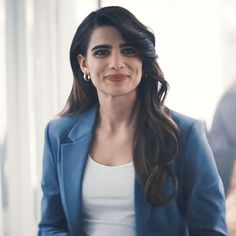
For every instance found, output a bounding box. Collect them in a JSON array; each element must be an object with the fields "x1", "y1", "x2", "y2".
[
  {"x1": 182, "y1": 121, "x2": 227, "y2": 236},
  {"x1": 38, "y1": 122, "x2": 70, "y2": 236}
]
